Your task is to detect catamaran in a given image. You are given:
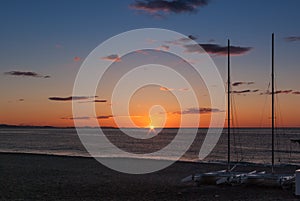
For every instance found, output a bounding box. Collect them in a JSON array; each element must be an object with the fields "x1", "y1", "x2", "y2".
[
  {"x1": 291, "y1": 139, "x2": 300, "y2": 145},
  {"x1": 235, "y1": 33, "x2": 295, "y2": 187},
  {"x1": 182, "y1": 34, "x2": 295, "y2": 188},
  {"x1": 182, "y1": 39, "x2": 252, "y2": 185}
]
